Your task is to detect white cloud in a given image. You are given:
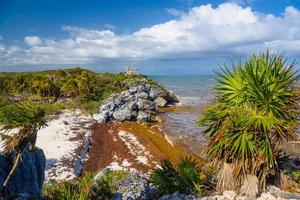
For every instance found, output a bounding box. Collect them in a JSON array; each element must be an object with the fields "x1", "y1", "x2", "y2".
[
  {"x1": 103, "y1": 23, "x2": 117, "y2": 30},
  {"x1": 1, "y1": 2, "x2": 300, "y2": 67},
  {"x1": 229, "y1": 0, "x2": 254, "y2": 6},
  {"x1": 0, "y1": 44, "x2": 5, "y2": 52},
  {"x1": 165, "y1": 8, "x2": 185, "y2": 16},
  {"x1": 24, "y1": 36, "x2": 43, "y2": 46}
]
